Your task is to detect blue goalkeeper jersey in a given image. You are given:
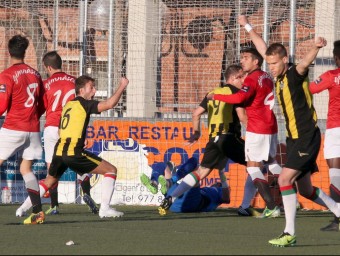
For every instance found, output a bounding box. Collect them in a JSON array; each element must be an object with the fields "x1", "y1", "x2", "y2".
[{"x1": 169, "y1": 184, "x2": 223, "y2": 213}]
